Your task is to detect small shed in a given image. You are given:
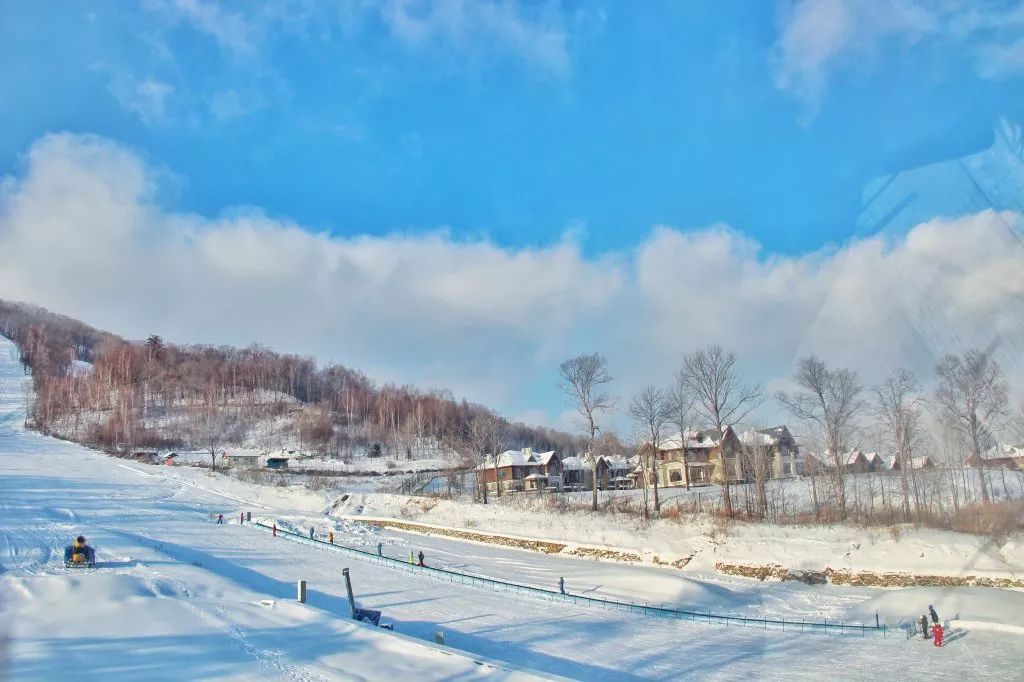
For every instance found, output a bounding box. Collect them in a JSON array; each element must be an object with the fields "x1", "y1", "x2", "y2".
[{"x1": 225, "y1": 452, "x2": 262, "y2": 468}]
